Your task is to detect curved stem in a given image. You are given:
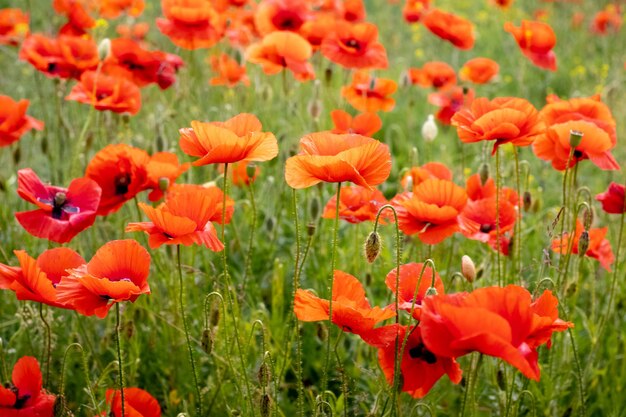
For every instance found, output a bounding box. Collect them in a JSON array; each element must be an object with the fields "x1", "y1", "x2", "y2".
[
  {"x1": 38, "y1": 303, "x2": 51, "y2": 386},
  {"x1": 59, "y1": 343, "x2": 99, "y2": 415},
  {"x1": 115, "y1": 303, "x2": 126, "y2": 417}
]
